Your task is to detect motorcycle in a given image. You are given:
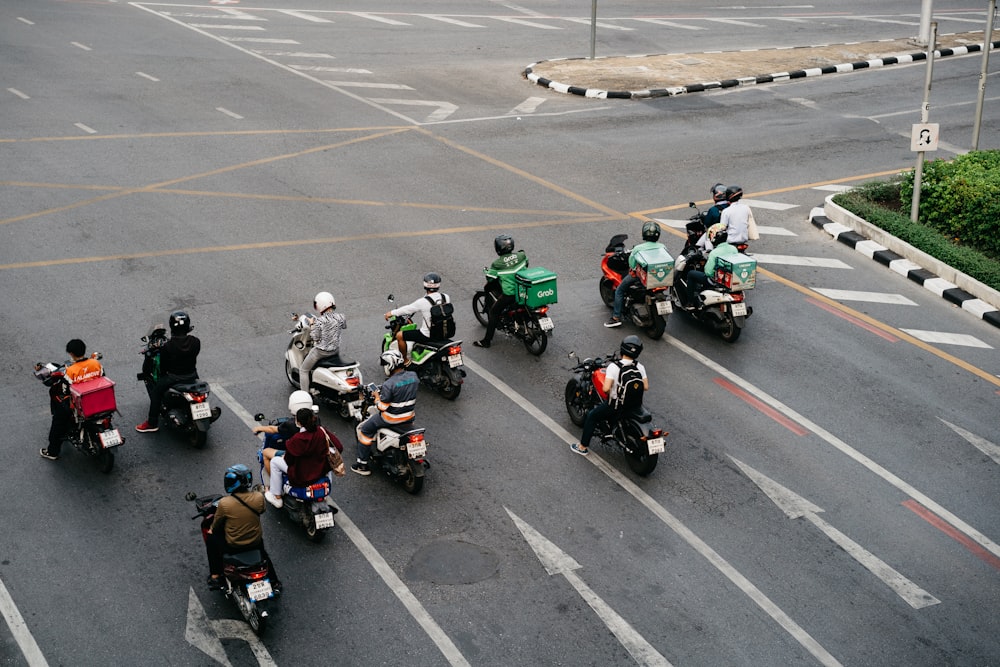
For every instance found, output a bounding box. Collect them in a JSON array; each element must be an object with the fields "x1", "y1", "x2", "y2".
[
  {"x1": 138, "y1": 325, "x2": 221, "y2": 448},
  {"x1": 668, "y1": 249, "x2": 753, "y2": 344},
  {"x1": 186, "y1": 492, "x2": 275, "y2": 635},
  {"x1": 563, "y1": 351, "x2": 666, "y2": 477},
  {"x1": 358, "y1": 382, "x2": 428, "y2": 494},
  {"x1": 253, "y1": 413, "x2": 339, "y2": 543},
  {"x1": 382, "y1": 296, "x2": 465, "y2": 400},
  {"x1": 598, "y1": 234, "x2": 672, "y2": 339},
  {"x1": 34, "y1": 357, "x2": 124, "y2": 473},
  {"x1": 472, "y1": 267, "x2": 558, "y2": 356},
  {"x1": 284, "y1": 313, "x2": 364, "y2": 421}
]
